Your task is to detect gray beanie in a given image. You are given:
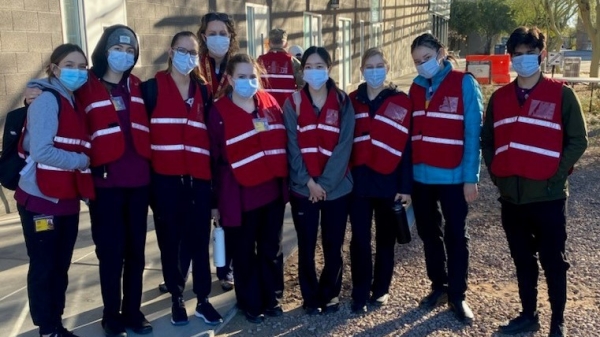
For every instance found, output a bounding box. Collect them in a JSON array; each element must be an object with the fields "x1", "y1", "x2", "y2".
[{"x1": 106, "y1": 28, "x2": 138, "y2": 51}]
